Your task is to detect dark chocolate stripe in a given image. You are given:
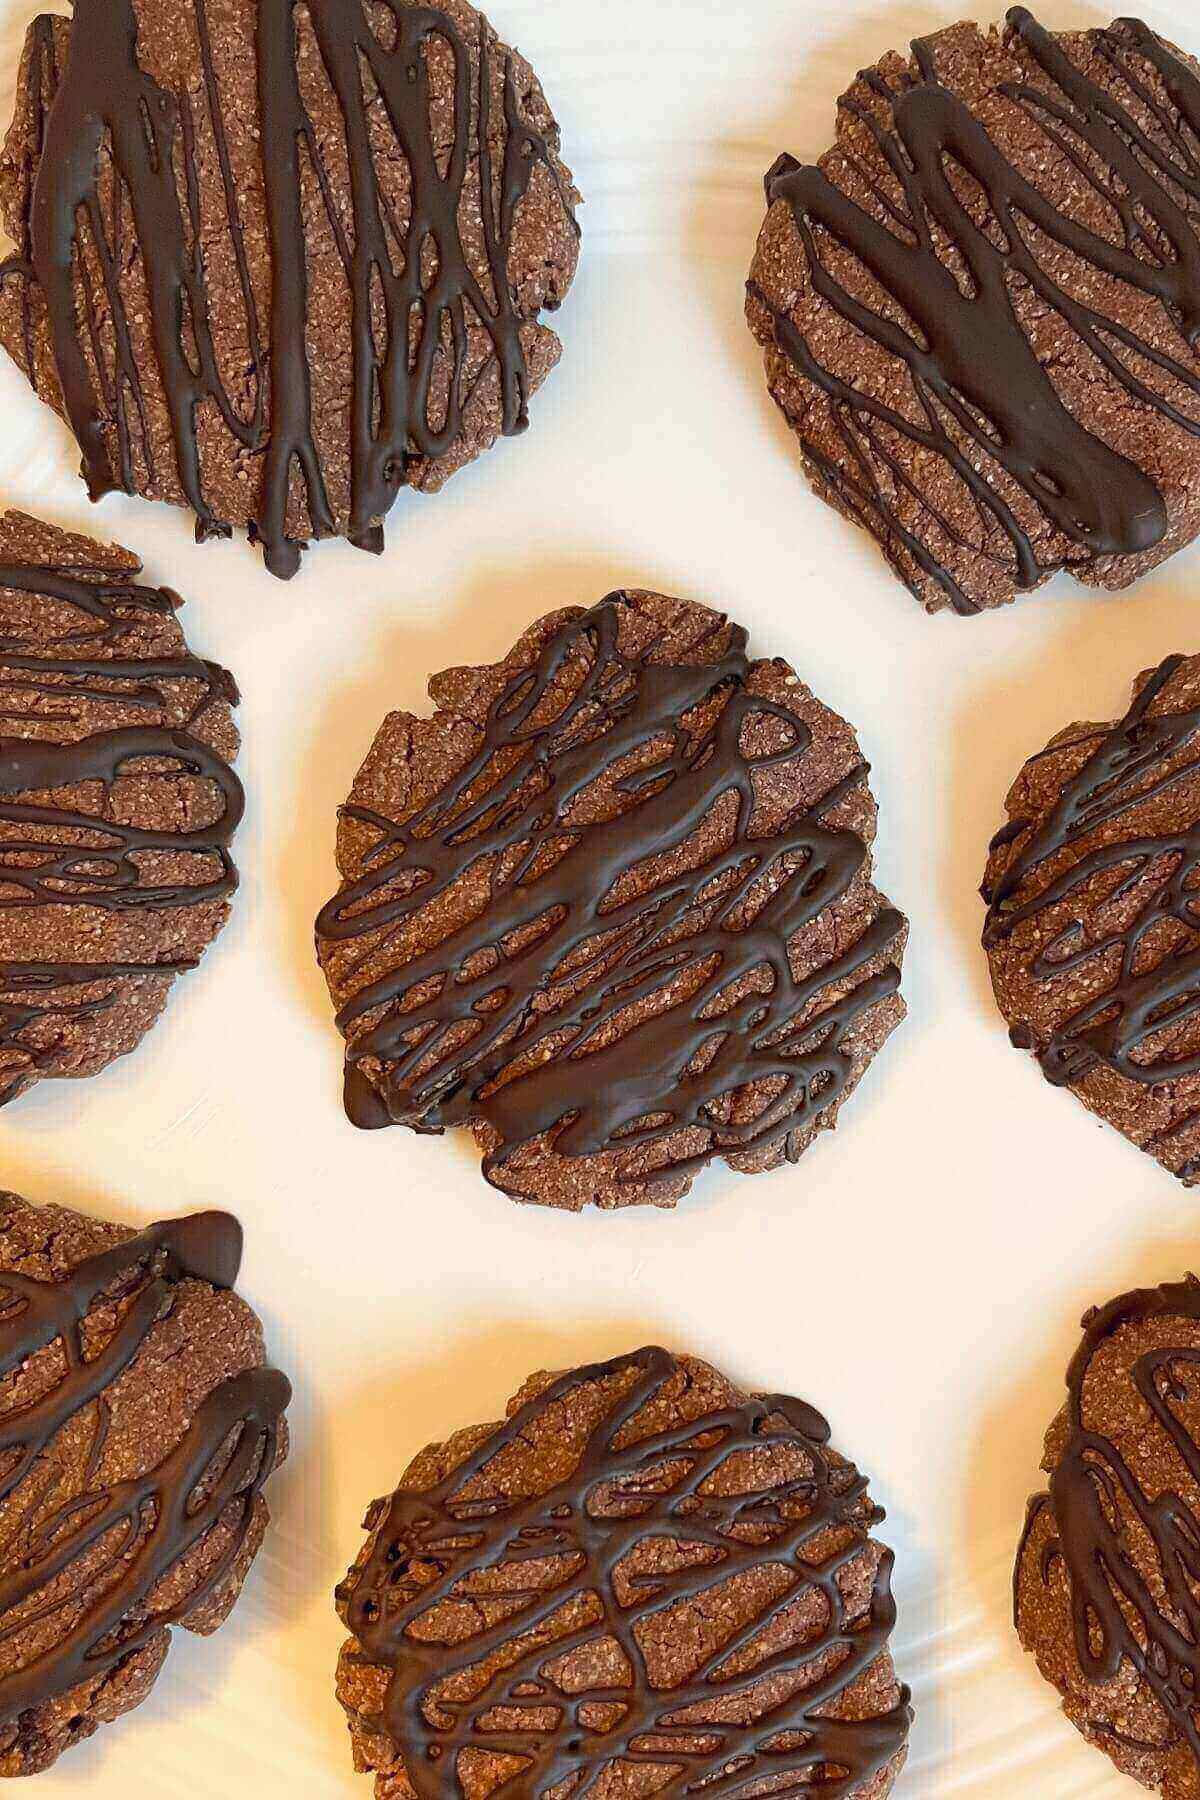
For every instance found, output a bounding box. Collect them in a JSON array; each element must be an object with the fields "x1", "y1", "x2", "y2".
[
  {"x1": 339, "y1": 1345, "x2": 911, "y2": 1799},
  {"x1": 0, "y1": 1209, "x2": 289, "y2": 1726},
  {"x1": 316, "y1": 600, "x2": 904, "y2": 1188},
  {"x1": 759, "y1": 11, "x2": 1200, "y2": 609}
]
